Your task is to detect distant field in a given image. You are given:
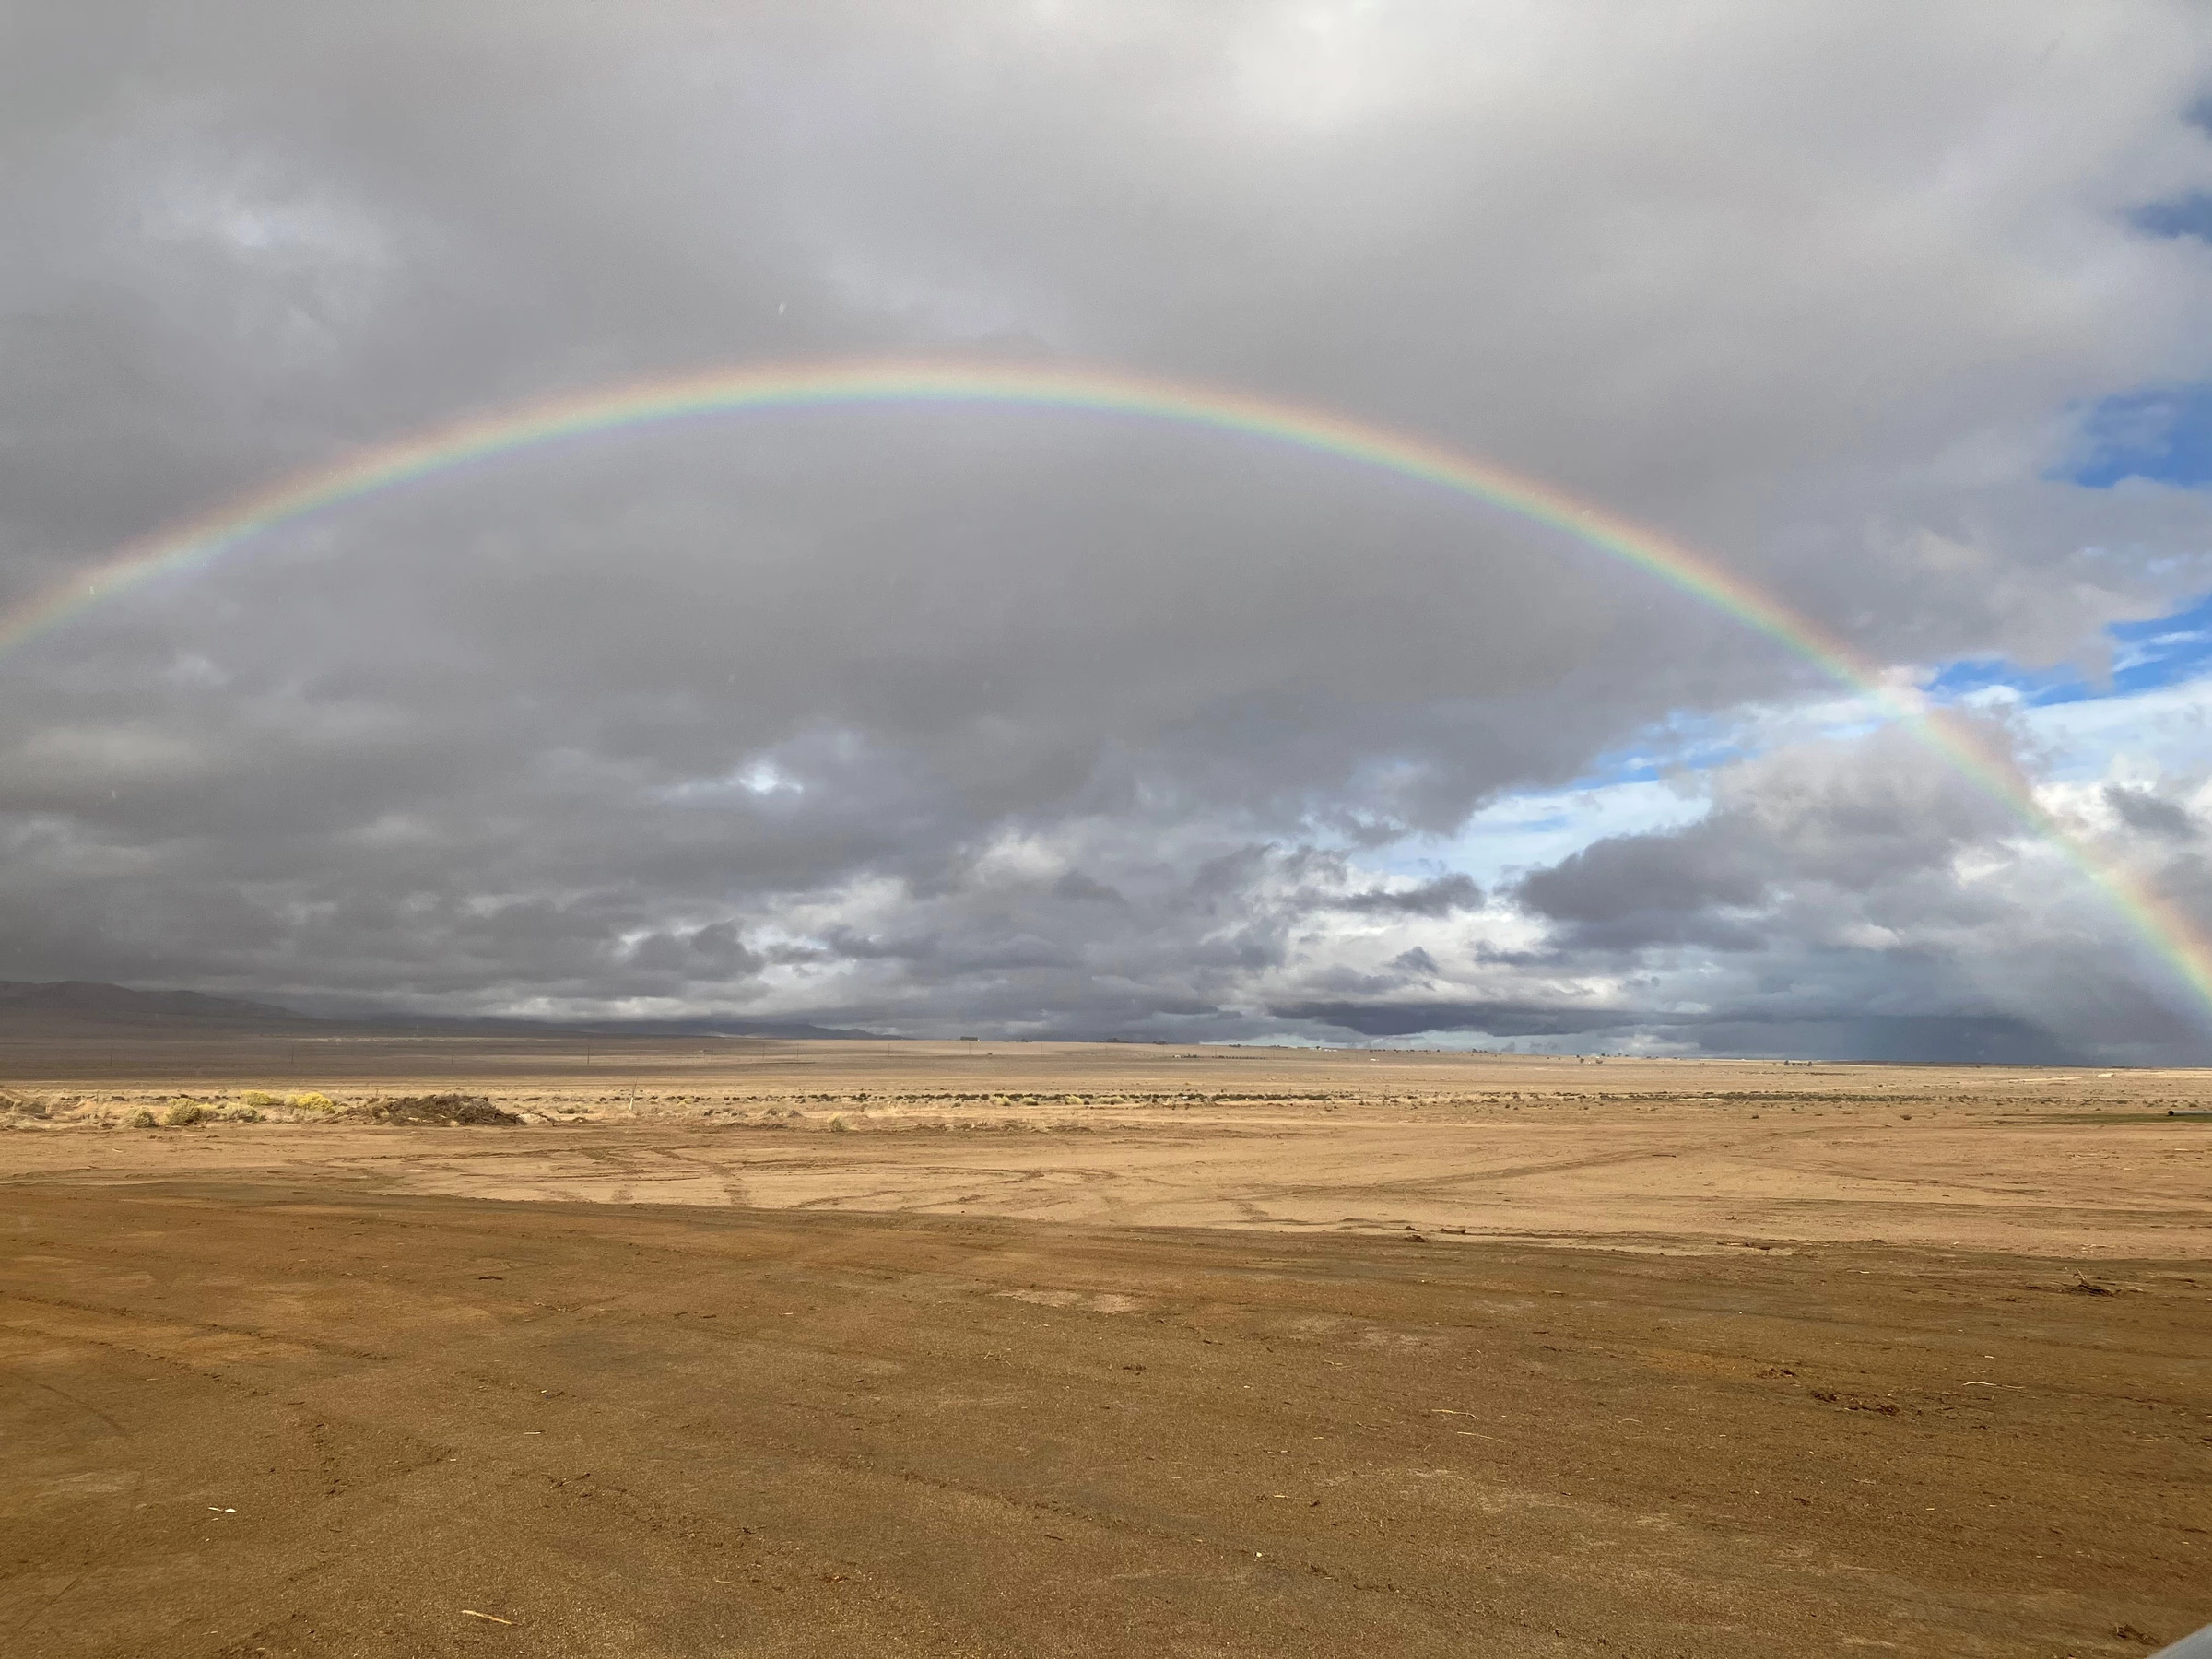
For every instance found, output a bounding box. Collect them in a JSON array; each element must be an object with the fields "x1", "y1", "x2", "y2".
[
  {"x1": 4, "y1": 1039, "x2": 2208, "y2": 1655},
  {"x1": 6, "y1": 1038, "x2": 2210, "y2": 1255}
]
